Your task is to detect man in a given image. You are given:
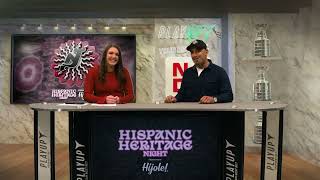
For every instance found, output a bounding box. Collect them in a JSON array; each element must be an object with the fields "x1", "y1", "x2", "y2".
[{"x1": 165, "y1": 39, "x2": 233, "y2": 104}]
